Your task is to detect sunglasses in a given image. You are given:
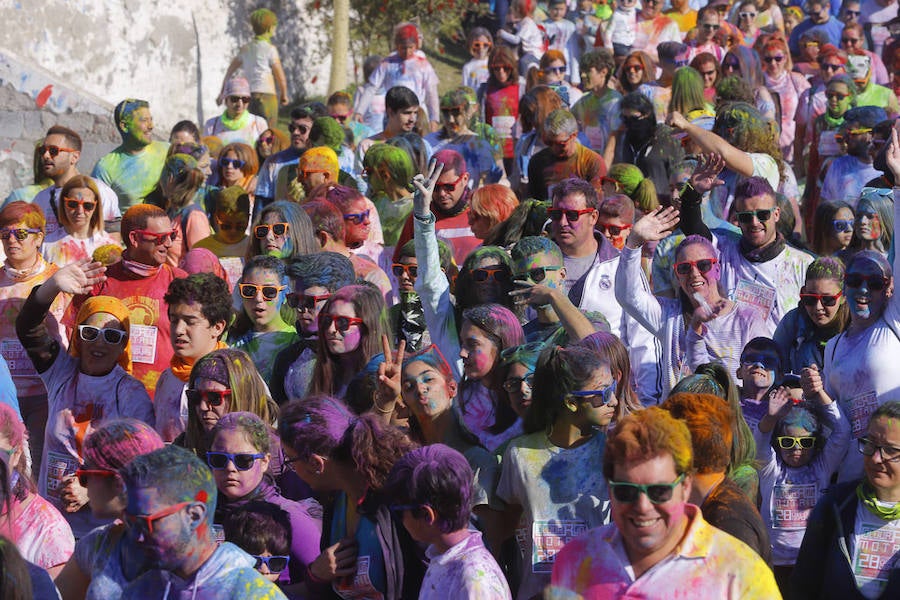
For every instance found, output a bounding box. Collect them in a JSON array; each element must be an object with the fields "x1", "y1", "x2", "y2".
[
  {"x1": 0, "y1": 227, "x2": 40, "y2": 241},
  {"x1": 841, "y1": 37, "x2": 862, "y2": 45},
  {"x1": 844, "y1": 9, "x2": 861, "y2": 16},
  {"x1": 288, "y1": 123, "x2": 310, "y2": 134},
  {"x1": 600, "y1": 176, "x2": 622, "y2": 191},
  {"x1": 624, "y1": 64, "x2": 643, "y2": 72},
  {"x1": 701, "y1": 23, "x2": 720, "y2": 30},
  {"x1": 471, "y1": 41, "x2": 492, "y2": 50},
  {"x1": 38, "y1": 144, "x2": 77, "y2": 157},
  {"x1": 546, "y1": 132, "x2": 577, "y2": 149},
  {"x1": 75, "y1": 468, "x2": 117, "y2": 487},
  {"x1": 330, "y1": 113, "x2": 349, "y2": 123},
  {"x1": 739, "y1": 12, "x2": 757, "y2": 18},
  {"x1": 343, "y1": 210, "x2": 370, "y2": 224},
  {"x1": 252, "y1": 555, "x2": 290, "y2": 573},
  {"x1": 567, "y1": 386, "x2": 615, "y2": 408},
  {"x1": 490, "y1": 65, "x2": 513, "y2": 72},
  {"x1": 435, "y1": 174, "x2": 465, "y2": 194},
  {"x1": 286, "y1": 292, "x2": 330, "y2": 311},
  {"x1": 441, "y1": 106, "x2": 465, "y2": 118},
  {"x1": 608, "y1": 473, "x2": 685, "y2": 504},
  {"x1": 392, "y1": 263, "x2": 418, "y2": 278},
  {"x1": 238, "y1": 283, "x2": 285, "y2": 301},
  {"x1": 545, "y1": 66, "x2": 567, "y2": 74},
  {"x1": 735, "y1": 209, "x2": 773, "y2": 224},
  {"x1": 206, "y1": 451, "x2": 265, "y2": 471},
  {"x1": 846, "y1": 127, "x2": 873, "y2": 136},
  {"x1": 78, "y1": 325, "x2": 127, "y2": 345},
  {"x1": 598, "y1": 222, "x2": 633, "y2": 237},
  {"x1": 723, "y1": 60, "x2": 740, "y2": 70},
  {"x1": 799, "y1": 292, "x2": 842, "y2": 307},
  {"x1": 822, "y1": 64, "x2": 843, "y2": 73},
  {"x1": 320, "y1": 314, "x2": 365, "y2": 333},
  {"x1": 845, "y1": 273, "x2": 889, "y2": 291},
  {"x1": 517, "y1": 265, "x2": 562, "y2": 283},
  {"x1": 227, "y1": 96, "x2": 251, "y2": 104},
  {"x1": 133, "y1": 228, "x2": 177, "y2": 244},
  {"x1": 547, "y1": 207, "x2": 595, "y2": 222},
  {"x1": 220, "y1": 157, "x2": 246, "y2": 169},
  {"x1": 776, "y1": 436, "x2": 817, "y2": 450},
  {"x1": 254, "y1": 223, "x2": 289, "y2": 238},
  {"x1": 64, "y1": 197, "x2": 96, "y2": 212},
  {"x1": 673, "y1": 258, "x2": 718, "y2": 276},
  {"x1": 185, "y1": 389, "x2": 233, "y2": 407},
  {"x1": 763, "y1": 56, "x2": 785, "y2": 63},
  {"x1": 858, "y1": 437, "x2": 900, "y2": 462},
  {"x1": 215, "y1": 218, "x2": 247, "y2": 232},
  {"x1": 125, "y1": 501, "x2": 192, "y2": 535},
  {"x1": 260, "y1": 135, "x2": 275, "y2": 145},
  {"x1": 471, "y1": 267, "x2": 510, "y2": 283},
  {"x1": 502, "y1": 372, "x2": 535, "y2": 393}
]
